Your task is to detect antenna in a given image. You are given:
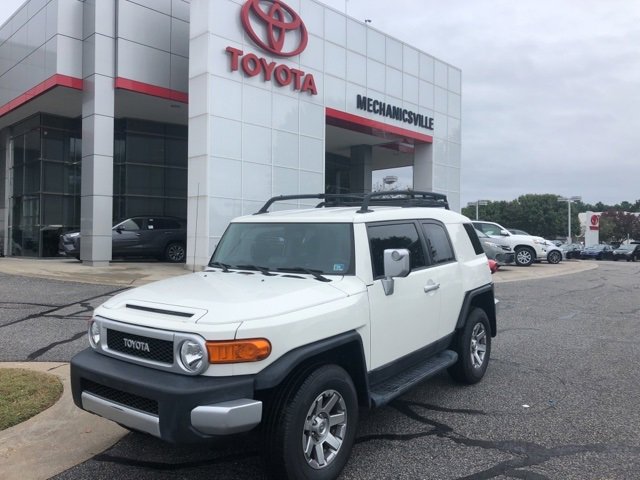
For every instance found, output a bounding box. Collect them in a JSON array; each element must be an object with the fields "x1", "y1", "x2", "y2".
[{"x1": 192, "y1": 183, "x2": 200, "y2": 273}]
